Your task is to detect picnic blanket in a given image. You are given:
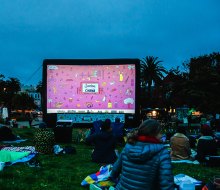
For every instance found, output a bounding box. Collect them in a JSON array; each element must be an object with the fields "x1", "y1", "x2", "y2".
[
  {"x1": 2, "y1": 139, "x2": 27, "y2": 144},
  {"x1": 0, "y1": 150, "x2": 30, "y2": 162},
  {"x1": 0, "y1": 146, "x2": 37, "y2": 171},
  {"x1": 1, "y1": 146, "x2": 36, "y2": 153},
  {"x1": 81, "y1": 164, "x2": 113, "y2": 186},
  {"x1": 172, "y1": 160, "x2": 200, "y2": 164},
  {"x1": 174, "y1": 173, "x2": 202, "y2": 187}
]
